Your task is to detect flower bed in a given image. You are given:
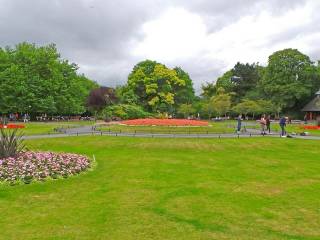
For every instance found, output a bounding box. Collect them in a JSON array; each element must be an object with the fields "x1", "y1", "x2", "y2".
[
  {"x1": 0, "y1": 124, "x2": 25, "y2": 129},
  {"x1": 121, "y1": 118, "x2": 209, "y2": 126},
  {"x1": 0, "y1": 152, "x2": 90, "y2": 184},
  {"x1": 301, "y1": 125, "x2": 320, "y2": 130}
]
